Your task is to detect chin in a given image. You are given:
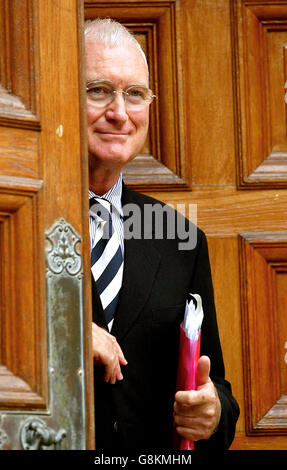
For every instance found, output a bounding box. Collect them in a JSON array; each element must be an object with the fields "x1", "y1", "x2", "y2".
[{"x1": 89, "y1": 149, "x2": 136, "y2": 168}]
